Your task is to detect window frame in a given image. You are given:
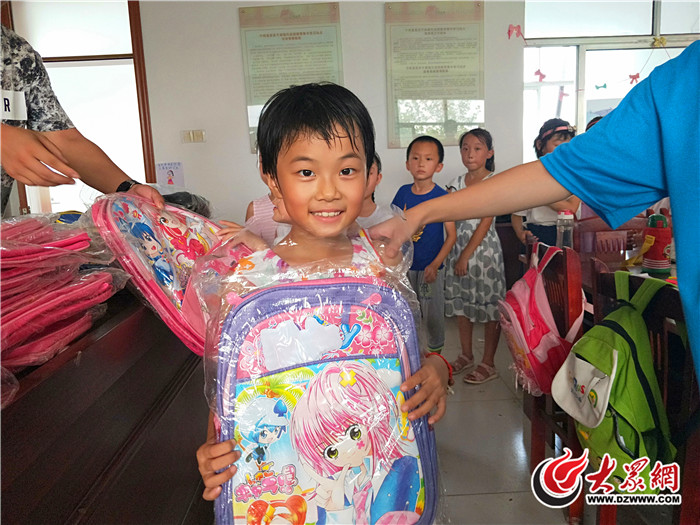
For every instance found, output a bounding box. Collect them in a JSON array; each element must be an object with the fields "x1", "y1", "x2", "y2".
[
  {"x1": 524, "y1": 0, "x2": 699, "y2": 138},
  {"x1": 2, "y1": 0, "x2": 155, "y2": 214}
]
